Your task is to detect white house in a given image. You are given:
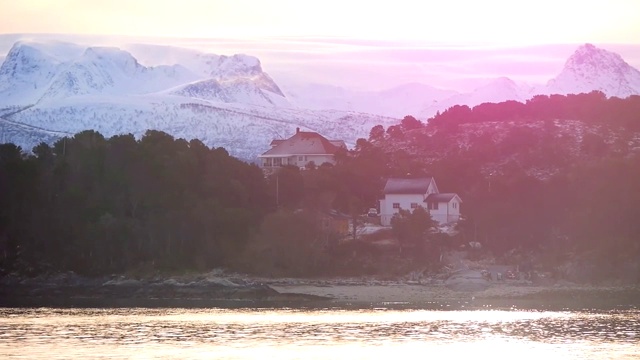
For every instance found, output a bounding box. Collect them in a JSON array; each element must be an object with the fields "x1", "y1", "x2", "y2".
[
  {"x1": 379, "y1": 177, "x2": 462, "y2": 226},
  {"x1": 258, "y1": 128, "x2": 346, "y2": 170}
]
